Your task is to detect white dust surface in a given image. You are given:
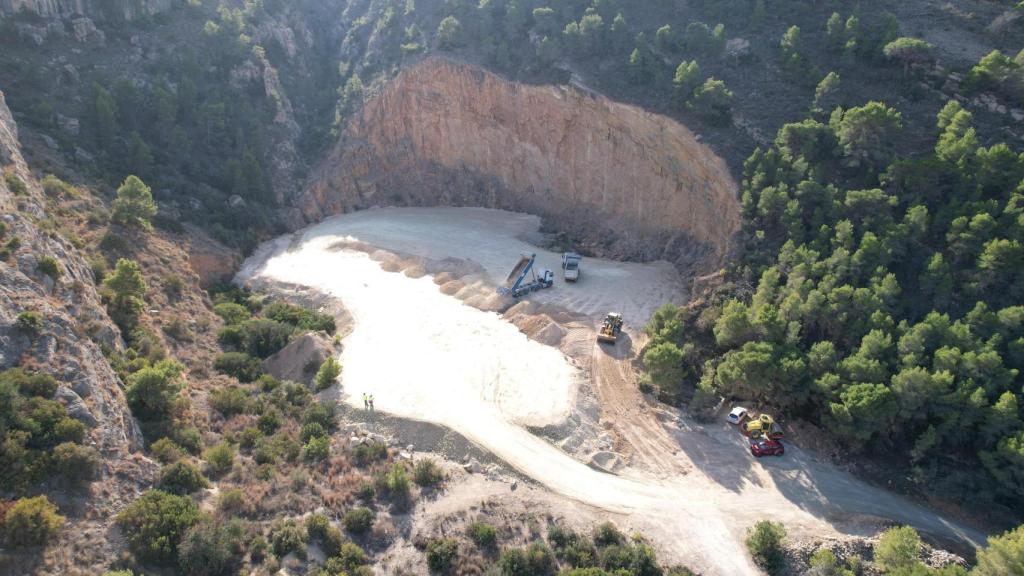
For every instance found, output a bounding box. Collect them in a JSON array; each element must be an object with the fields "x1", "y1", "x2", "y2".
[
  {"x1": 293, "y1": 206, "x2": 687, "y2": 321},
  {"x1": 237, "y1": 207, "x2": 758, "y2": 574},
  {"x1": 238, "y1": 207, "x2": 982, "y2": 575}
]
